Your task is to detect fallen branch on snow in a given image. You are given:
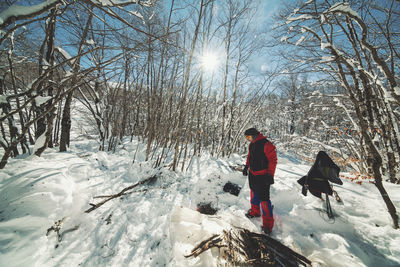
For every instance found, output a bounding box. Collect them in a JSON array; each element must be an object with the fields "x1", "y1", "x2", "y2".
[
  {"x1": 46, "y1": 217, "x2": 79, "y2": 248},
  {"x1": 84, "y1": 174, "x2": 158, "y2": 213},
  {"x1": 93, "y1": 188, "x2": 149, "y2": 199},
  {"x1": 46, "y1": 174, "x2": 159, "y2": 246},
  {"x1": 185, "y1": 227, "x2": 311, "y2": 266}
]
